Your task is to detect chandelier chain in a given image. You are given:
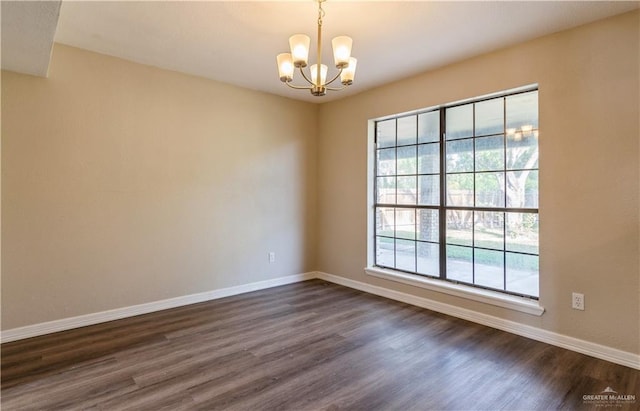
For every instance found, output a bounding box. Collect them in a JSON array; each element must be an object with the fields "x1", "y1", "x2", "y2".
[{"x1": 317, "y1": 0, "x2": 325, "y2": 27}]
